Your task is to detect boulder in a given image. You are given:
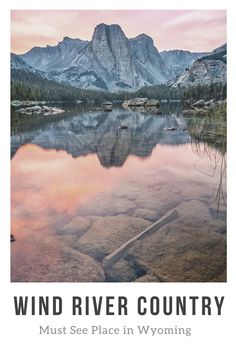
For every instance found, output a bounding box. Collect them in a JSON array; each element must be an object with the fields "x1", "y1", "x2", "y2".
[
  {"x1": 60, "y1": 216, "x2": 92, "y2": 236},
  {"x1": 192, "y1": 99, "x2": 205, "y2": 107},
  {"x1": 122, "y1": 98, "x2": 148, "y2": 107},
  {"x1": 183, "y1": 109, "x2": 196, "y2": 116},
  {"x1": 101, "y1": 101, "x2": 113, "y2": 107},
  {"x1": 11, "y1": 100, "x2": 22, "y2": 107},
  {"x1": 74, "y1": 216, "x2": 151, "y2": 260},
  {"x1": 29, "y1": 105, "x2": 43, "y2": 111},
  {"x1": 128, "y1": 200, "x2": 226, "y2": 282},
  {"x1": 105, "y1": 260, "x2": 137, "y2": 282},
  {"x1": 205, "y1": 99, "x2": 215, "y2": 106},
  {"x1": 131, "y1": 208, "x2": 158, "y2": 221},
  {"x1": 11, "y1": 235, "x2": 105, "y2": 282},
  {"x1": 145, "y1": 99, "x2": 160, "y2": 107},
  {"x1": 16, "y1": 105, "x2": 65, "y2": 115}
]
